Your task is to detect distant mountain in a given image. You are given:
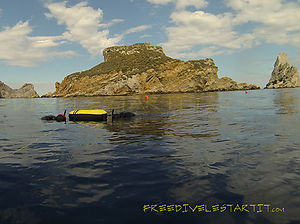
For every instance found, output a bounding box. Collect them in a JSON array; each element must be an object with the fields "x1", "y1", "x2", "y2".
[
  {"x1": 45, "y1": 43, "x2": 259, "y2": 97},
  {"x1": 0, "y1": 81, "x2": 39, "y2": 98}
]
